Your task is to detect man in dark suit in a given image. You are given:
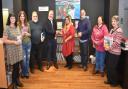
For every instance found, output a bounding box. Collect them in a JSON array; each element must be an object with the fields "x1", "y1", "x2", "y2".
[{"x1": 43, "y1": 10, "x2": 58, "y2": 69}]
